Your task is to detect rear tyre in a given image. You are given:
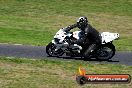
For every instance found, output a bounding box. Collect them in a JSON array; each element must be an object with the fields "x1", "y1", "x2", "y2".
[
  {"x1": 96, "y1": 43, "x2": 115, "y2": 60},
  {"x1": 46, "y1": 42, "x2": 64, "y2": 57}
]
